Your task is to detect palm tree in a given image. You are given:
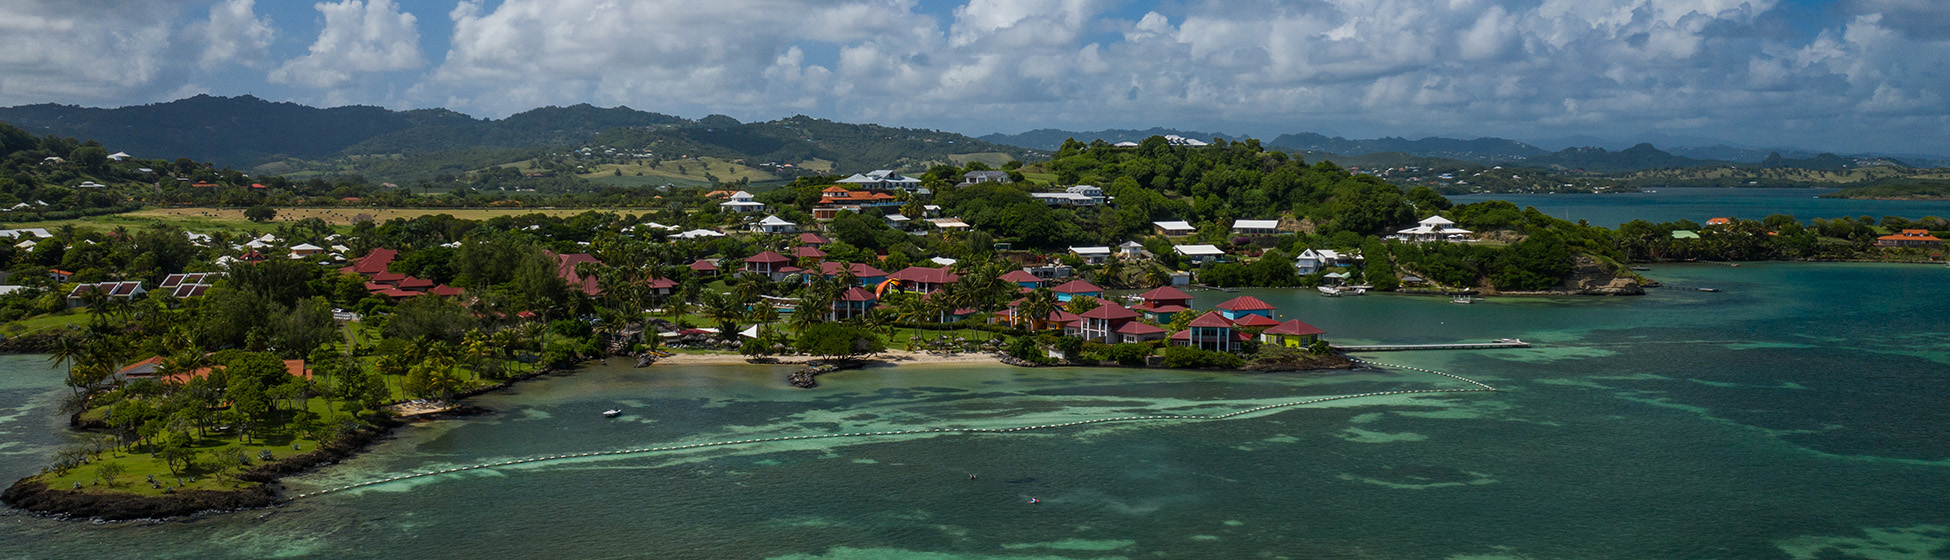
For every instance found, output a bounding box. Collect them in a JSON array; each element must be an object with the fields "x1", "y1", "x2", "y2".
[
  {"x1": 701, "y1": 292, "x2": 743, "y2": 341},
  {"x1": 47, "y1": 333, "x2": 84, "y2": 394},
  {"x1": 894, "y1": 295, "x2": 929, "y2": 348},
  {"x1": 1020, "y1": 287, "x2": 1059, "y2": 332}
]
